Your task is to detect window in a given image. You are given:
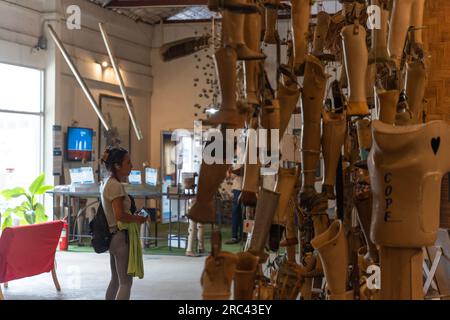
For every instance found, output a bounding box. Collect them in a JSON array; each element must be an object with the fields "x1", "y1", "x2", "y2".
[{"x1": 0, "y1": 63, "x2": 43, "y2": 212}]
